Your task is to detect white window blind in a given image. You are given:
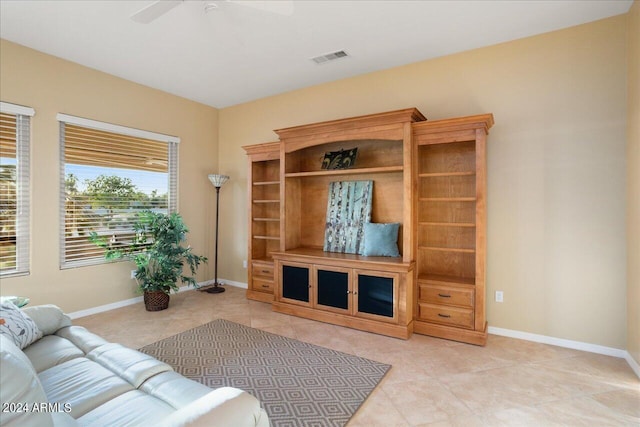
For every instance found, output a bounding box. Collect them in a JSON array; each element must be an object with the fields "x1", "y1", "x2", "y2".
[
  {"x1": 58, "y1": 114, "x2": 179, "y2": 268},
  {"x1": 0, "y1": 102, "x2": 34, "y2": 277}
]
